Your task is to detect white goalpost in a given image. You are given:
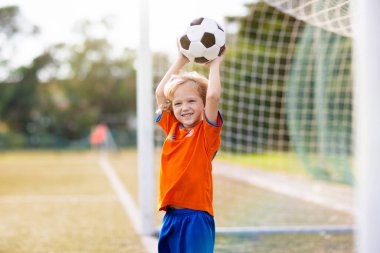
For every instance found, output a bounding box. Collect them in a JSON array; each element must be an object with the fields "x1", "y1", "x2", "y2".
[
  {"x1": 137, "y1": 0, "x2": 155, "y2": 236},
  {"x1": 352, "y1": 0, "x2": 380, "y2": 252}
]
